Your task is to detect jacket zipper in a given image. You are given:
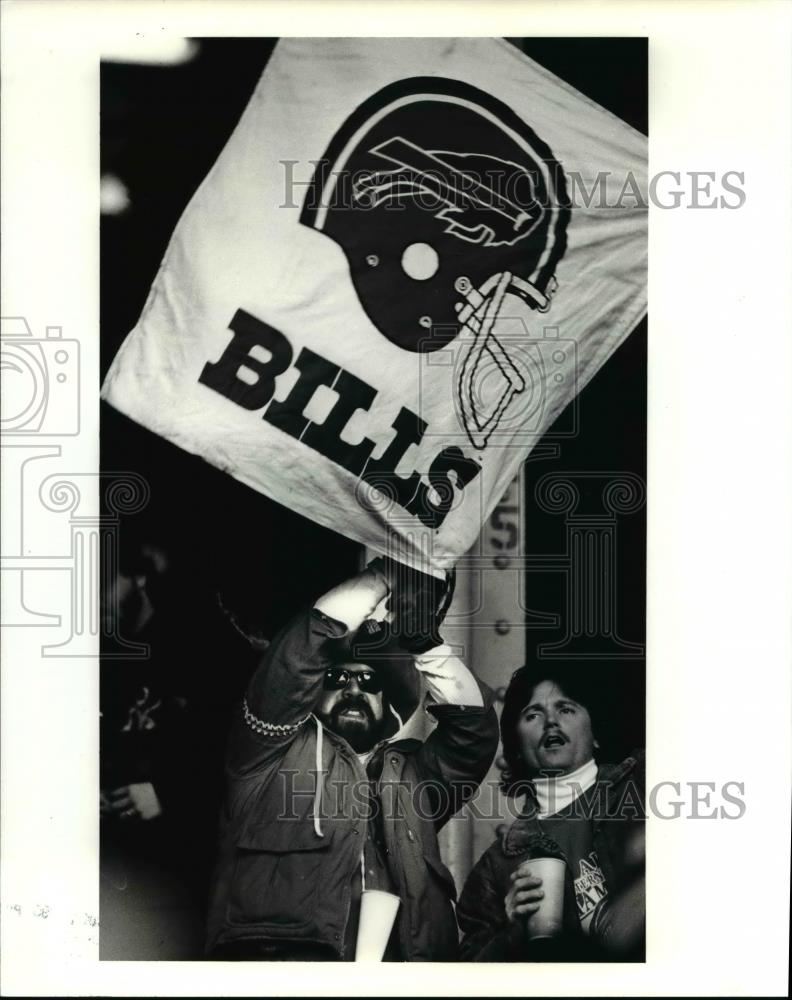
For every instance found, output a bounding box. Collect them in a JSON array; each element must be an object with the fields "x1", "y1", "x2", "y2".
[
  {"x1": 337, "y1": 745, "x2": 370, "y2": 959},
  {"x1": 381, "y1": 752, "x2": 414, "y2": 960}
]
